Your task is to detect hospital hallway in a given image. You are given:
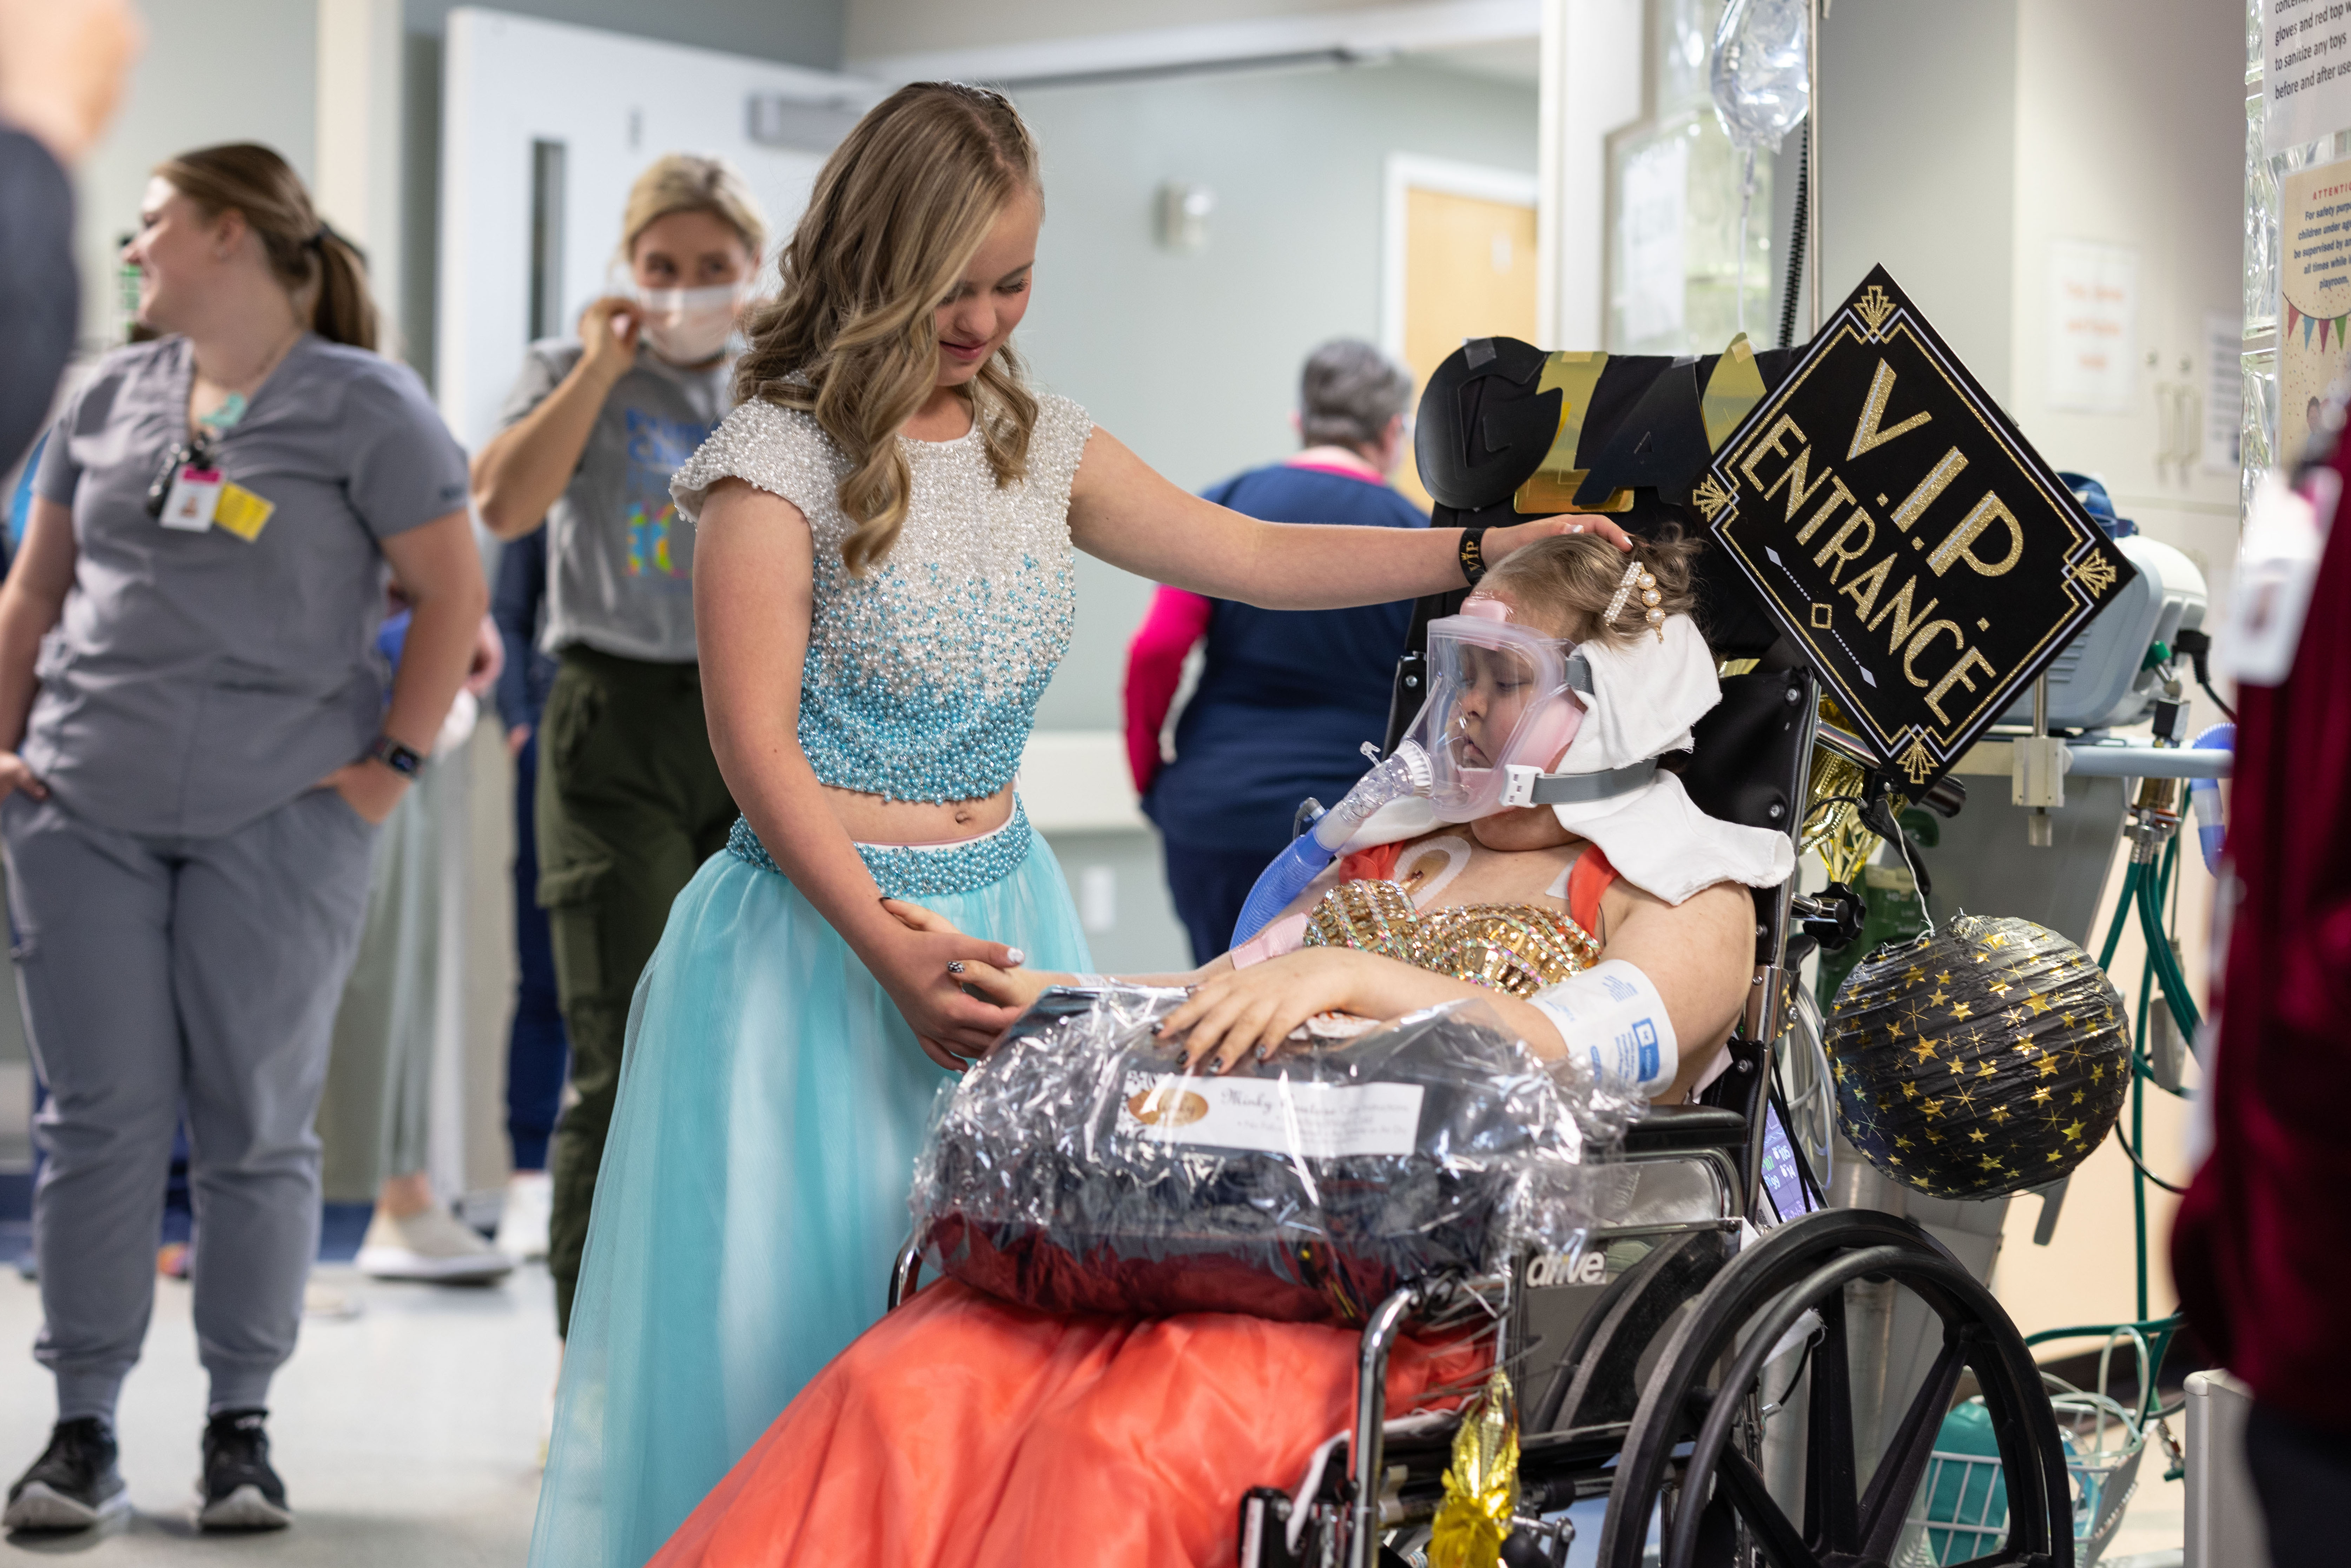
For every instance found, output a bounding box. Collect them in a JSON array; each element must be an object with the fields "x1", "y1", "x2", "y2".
[
  {"x1": 0, "y1": 0, "x2": 2313, "y2": 1559},
  {"x1": 0, "y1": 1264, "x2": 555, "y2": 1563}
]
